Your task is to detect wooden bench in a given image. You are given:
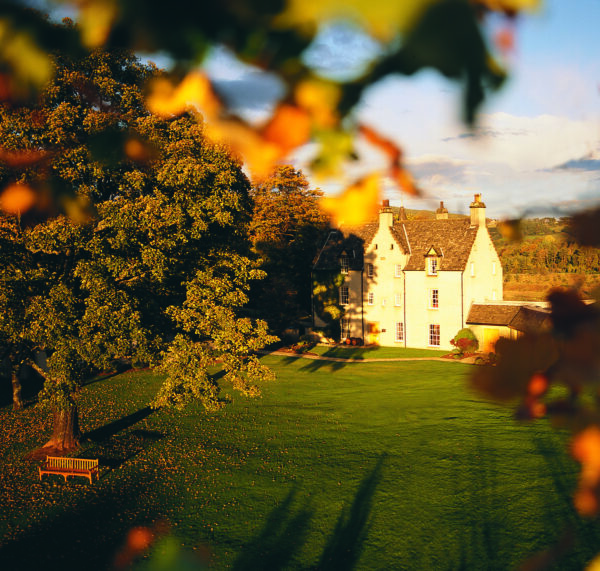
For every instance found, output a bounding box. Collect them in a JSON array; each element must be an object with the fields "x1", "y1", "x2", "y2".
[{"x1": 39, "y1": 456, "x2": 99, "y2": 484}]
